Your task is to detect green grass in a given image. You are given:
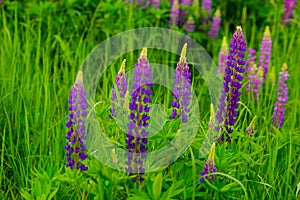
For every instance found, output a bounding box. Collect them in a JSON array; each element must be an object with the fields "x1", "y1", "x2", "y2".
[{"x1": 0, "y1": 0, "x2": 300, "y2": 199}]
